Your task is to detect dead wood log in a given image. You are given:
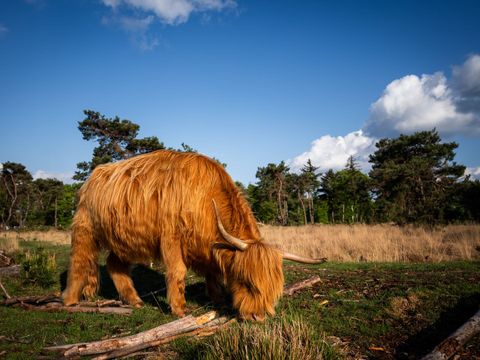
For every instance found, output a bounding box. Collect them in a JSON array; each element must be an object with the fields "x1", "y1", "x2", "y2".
[
  {"x1": 283, "y1": 275, "x2": 322, "y2": 296},
  {"x1": 1, "y1": 295, "x2": 133, "y2": 315},
  {"x1": 44, "y1": 311, "x2": 229, "y2": 358},
  {"x1": 1, "y1": 294, "x2": 62, "y2": 306},
  {"x1": 18, "y1": 303, "x2": 133, "y2": 315},
  {"x1": 421, "y1": 308, "x2": 480, "y2": 360},
  {"x1": 0, "y1": 264, "x2": 20, "y2": 277},
  {"x1": 92, "y1": 317, "x2": 235, "y2": 360}
]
